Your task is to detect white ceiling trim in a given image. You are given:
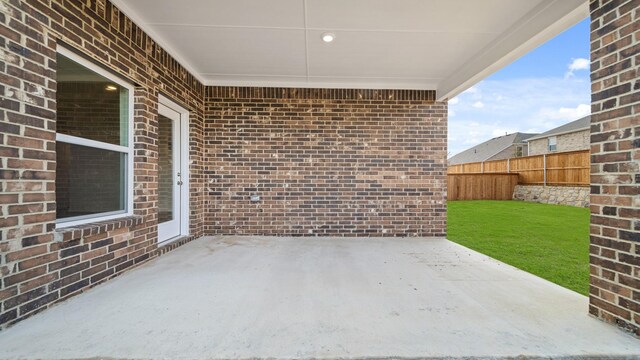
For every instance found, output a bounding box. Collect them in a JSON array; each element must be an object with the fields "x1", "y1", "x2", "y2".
[
  {"x1": 200, "y1": 73, "x2": 441, "y2": 80},
  {"x1": 202, "y1": 78, "x2": 440, "y2": 90},
  {"x1": 143, "y1": 24, "x2": 502, "y2": 35},
  {"x1": 302, "y1": 0, "x2": 310, "y2": 78},
  {"x1": 200, "y1": 74, "x2": 440, "y2": 90}
]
